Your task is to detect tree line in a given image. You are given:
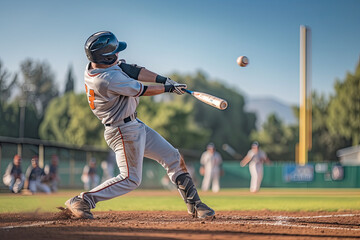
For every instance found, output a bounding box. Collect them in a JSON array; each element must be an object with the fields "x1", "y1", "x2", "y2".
[{"x1": 0, "y1": 58, "x2": 358, "y2": 161}]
